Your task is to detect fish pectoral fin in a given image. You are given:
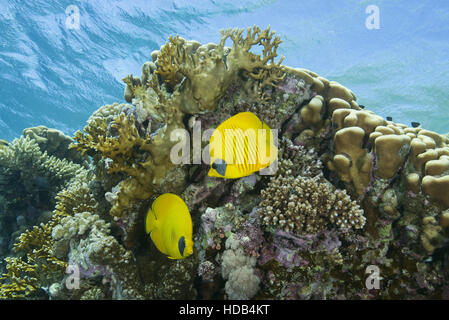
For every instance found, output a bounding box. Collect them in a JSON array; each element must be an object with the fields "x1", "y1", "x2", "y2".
[
  {"x1": 167, "y1": 255, "x2": 177, "y2": 260},
  {"x1": 149, "y1": 230, "x2": 158, "y2": 246}
]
